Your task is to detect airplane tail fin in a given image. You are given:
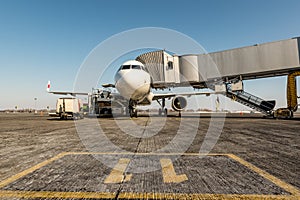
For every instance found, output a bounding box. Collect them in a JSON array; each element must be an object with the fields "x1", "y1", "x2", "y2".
[{"x1": 47, "y1": 81, "x2": 51, "y2": 92}]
